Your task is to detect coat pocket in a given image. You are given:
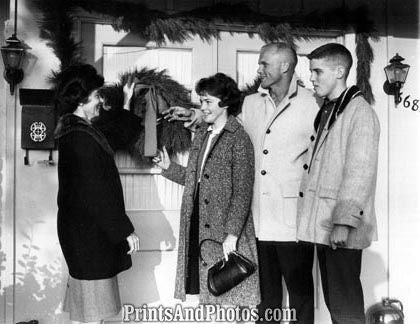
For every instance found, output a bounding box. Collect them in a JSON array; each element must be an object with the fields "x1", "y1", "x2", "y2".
[
  {"x1": 281, "y1": 180, "x2": 300, "y2": 228},
  {"x1": 317, "y1": 187, "x2": 339, "y2": 230}
]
